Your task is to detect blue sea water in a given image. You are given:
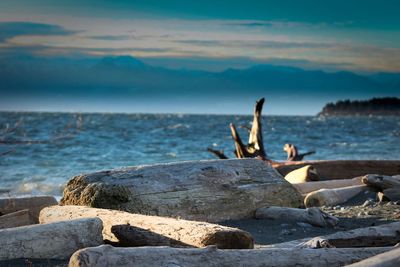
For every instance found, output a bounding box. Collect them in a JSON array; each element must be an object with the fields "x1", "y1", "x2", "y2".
[{"x1": 0, "y1": 112, "x2": 399, "y2": 197}]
